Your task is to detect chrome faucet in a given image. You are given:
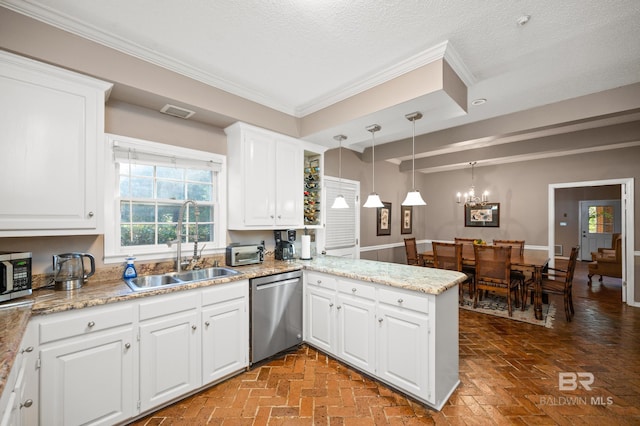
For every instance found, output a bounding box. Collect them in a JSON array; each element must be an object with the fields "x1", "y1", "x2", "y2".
[{"x1": 168, "y1": 200, "x2": 200, "y2": 273}]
